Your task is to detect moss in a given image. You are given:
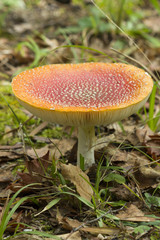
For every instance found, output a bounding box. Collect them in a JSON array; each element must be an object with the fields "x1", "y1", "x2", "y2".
[
  {"x1": 12, "y1": 159, "x2": 26, "y2": 176},
  {"x1": 0, "y1": 81, "x2": 37, "y2": 145},
  {"x1": 0, "y1": 82, "x2": 63, "y2": 146},
  {"x1": 41, "y1": 126, "x2": 63, "y2": 139}
]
